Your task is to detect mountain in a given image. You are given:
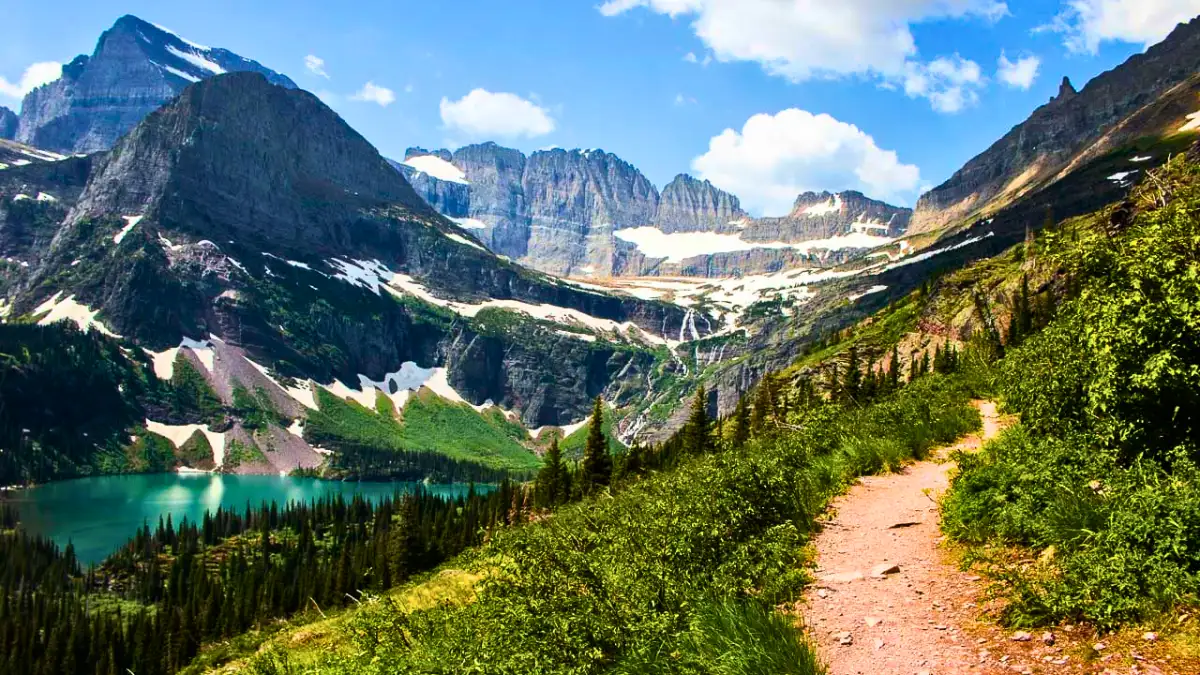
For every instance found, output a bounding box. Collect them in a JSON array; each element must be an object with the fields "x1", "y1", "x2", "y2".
[
  {"x1": 400, "y1": 143, "x2": 911, "y2": 278},
  {"x1": 15, "y1": 14, "x2": 296, "y2": 154},
  {"x1": 1, "y1": 72, "x2": 705, "y2": 479},
  {"x1": 0, "y1": 107, "x2": 16, "y2": 140},
  {"x1": 911, "y1": 17, "x2": 1200, "y2": 234}
]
